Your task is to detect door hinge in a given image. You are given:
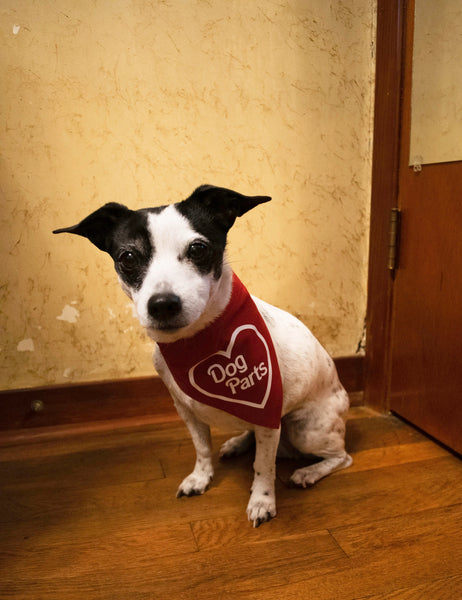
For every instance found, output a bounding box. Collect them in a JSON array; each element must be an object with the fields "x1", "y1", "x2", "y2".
[{"x1": 387, "y1": 208, "x2": 401, "y2": 274}]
